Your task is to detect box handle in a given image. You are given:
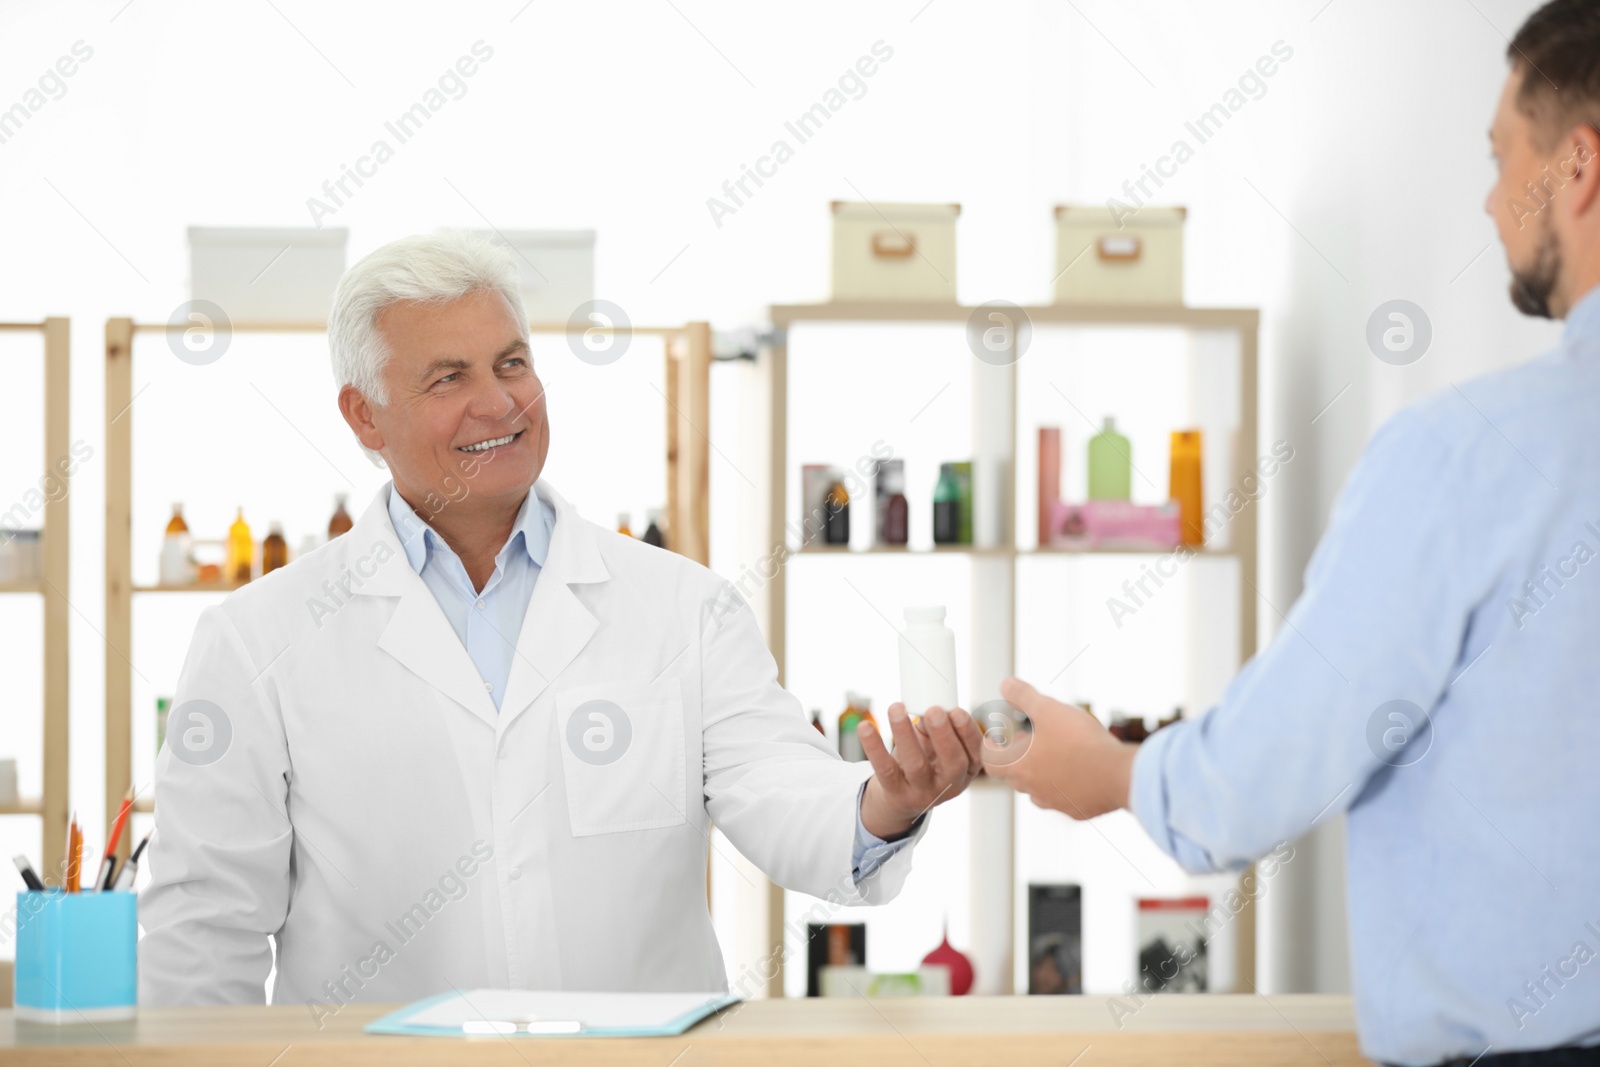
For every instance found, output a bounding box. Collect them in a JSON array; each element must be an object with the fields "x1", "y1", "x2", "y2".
[
  {"x1": 871, "y1": 231, "x2": 918, "y2": 259},
  {"x1": 1097, "y1": 234, "x2": 1142, "y2": 262}
]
